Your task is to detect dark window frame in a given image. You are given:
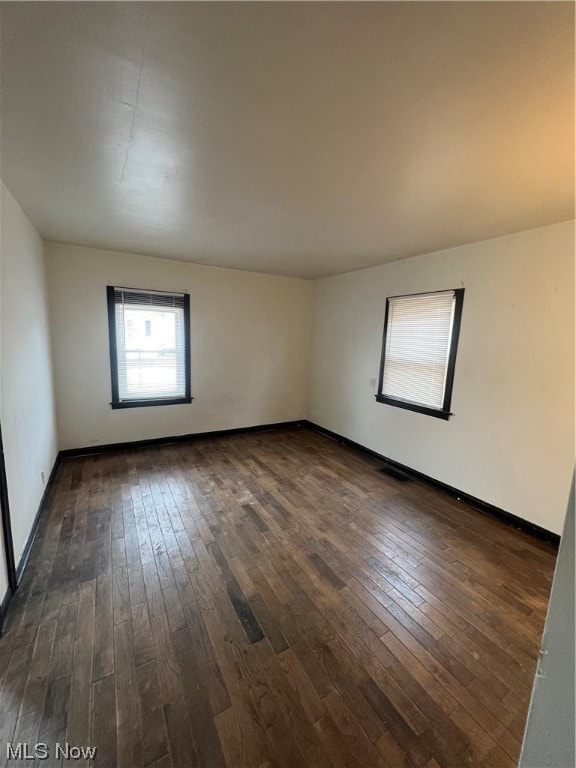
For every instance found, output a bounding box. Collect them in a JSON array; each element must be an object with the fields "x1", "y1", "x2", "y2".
[
  {"x1": 375, "y1": 288, "x2": 464, "y2": 420},
  {"x1": 107, "y1": 286, "x2": 192, "y2": 410}
]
